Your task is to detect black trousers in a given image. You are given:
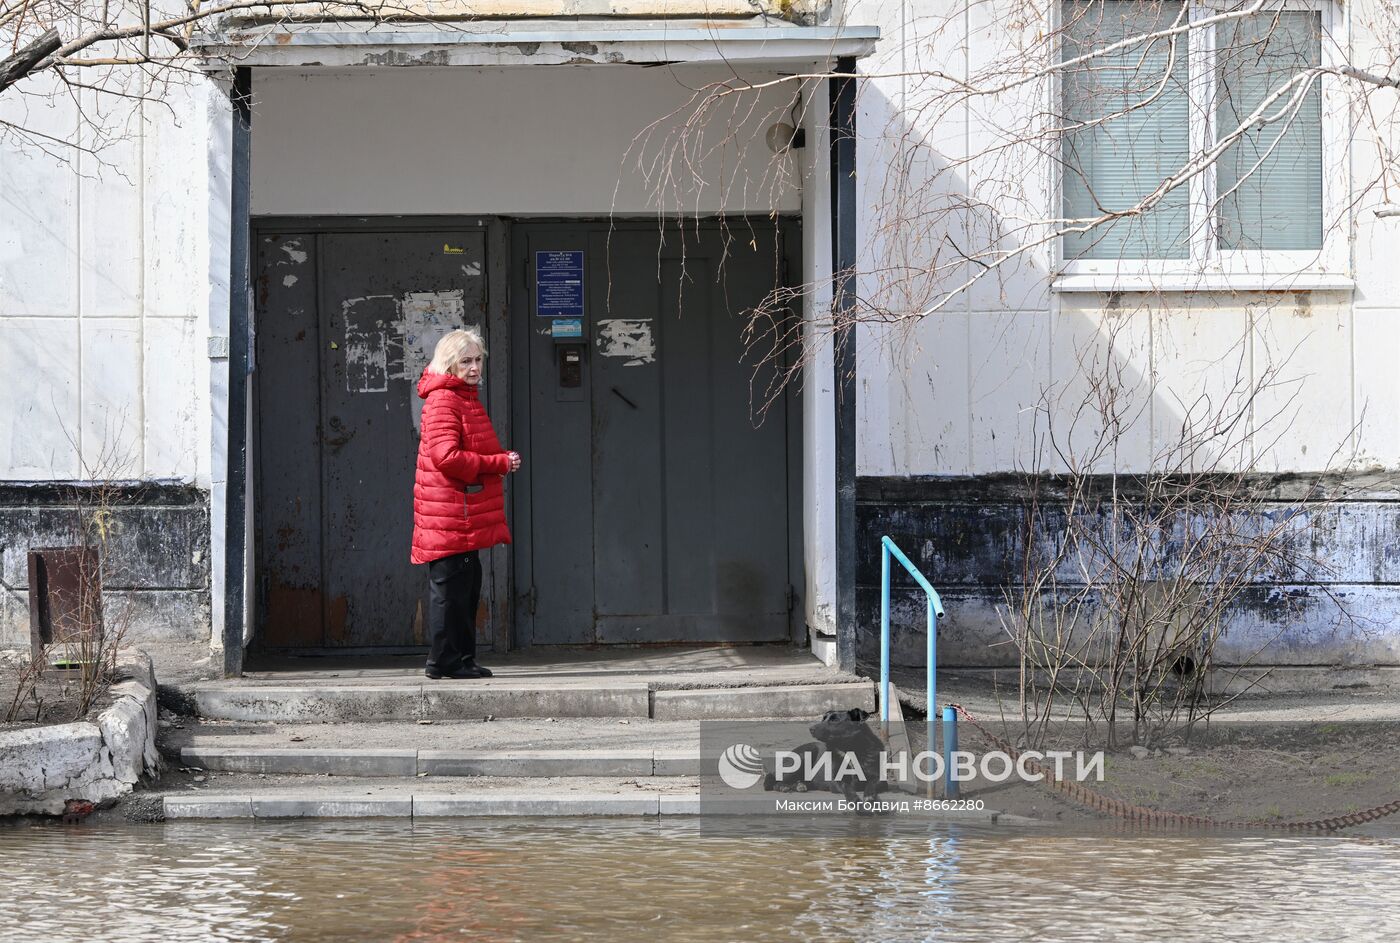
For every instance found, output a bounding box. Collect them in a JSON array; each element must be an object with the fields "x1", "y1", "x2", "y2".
[{"x1": 427, "y1": 550, "x2": 481, "y2": 671}]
